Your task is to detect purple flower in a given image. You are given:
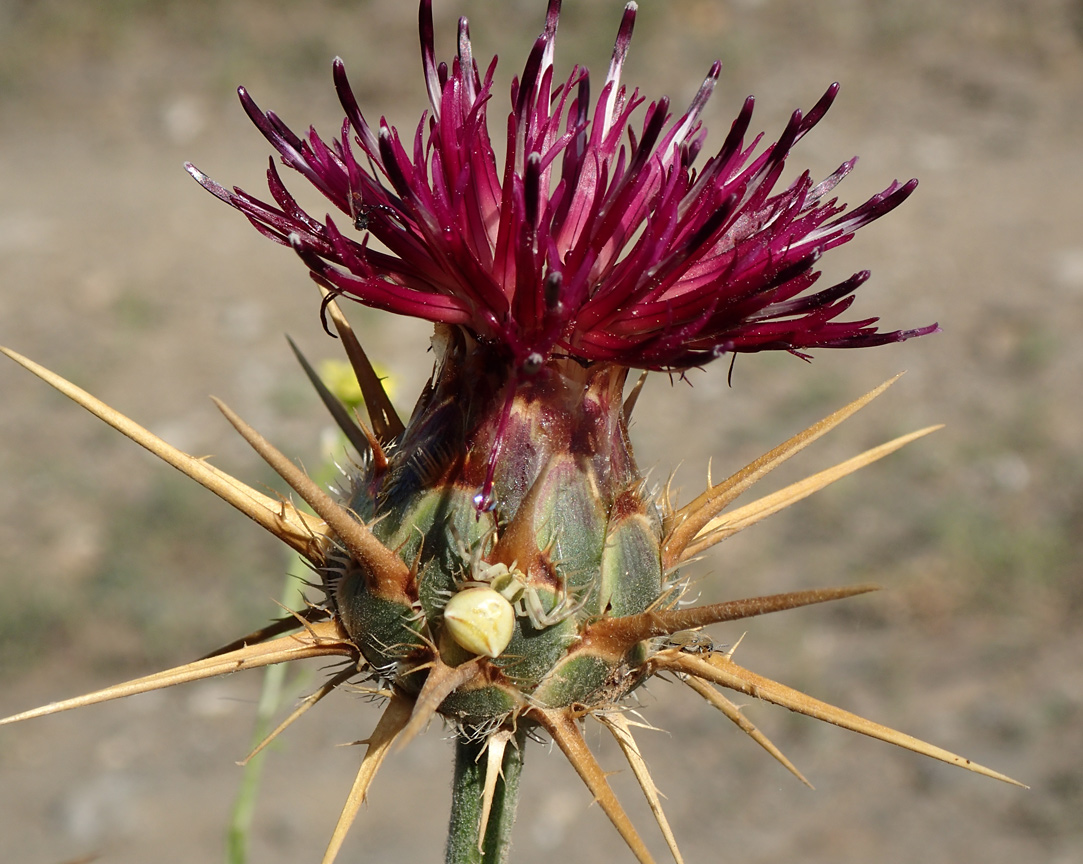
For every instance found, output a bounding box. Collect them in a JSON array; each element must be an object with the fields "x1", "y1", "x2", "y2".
[
  {"x1": 187, "y1": 0, "x2": 936, "y2": 375},
  {"x1": 2, "y1": 8, "x2": 1020, "y2": 861}
]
